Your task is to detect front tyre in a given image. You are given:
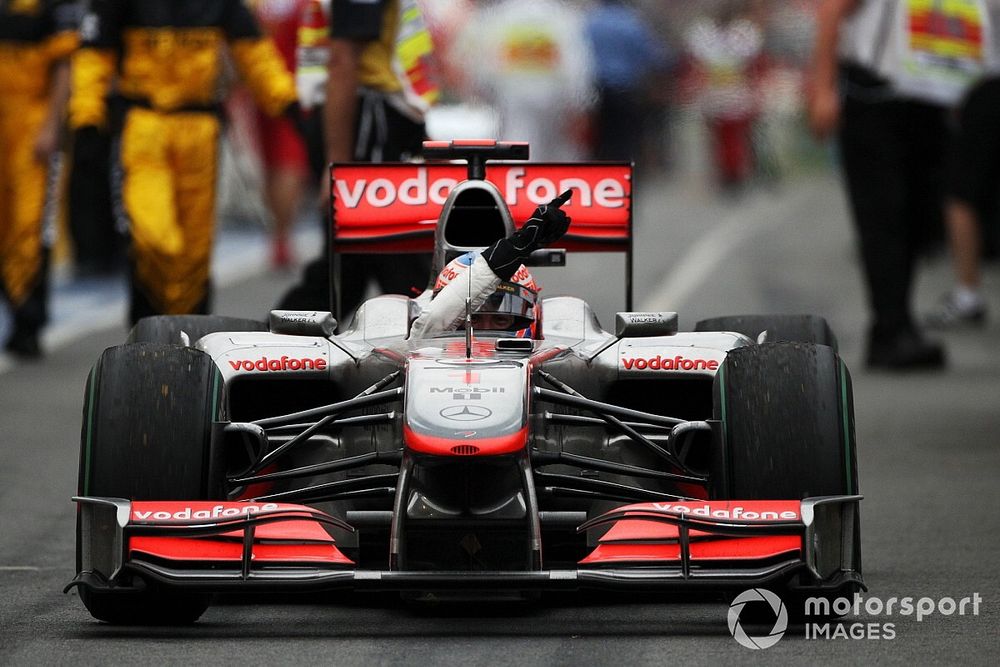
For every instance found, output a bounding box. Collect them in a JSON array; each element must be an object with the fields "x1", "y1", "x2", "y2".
[
  {"x1": 77, "y1": 343, "x2": 225, "y2": 624},
  {"x1": 711, "y1": 342, "x2": 858, "y2": 499}
]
